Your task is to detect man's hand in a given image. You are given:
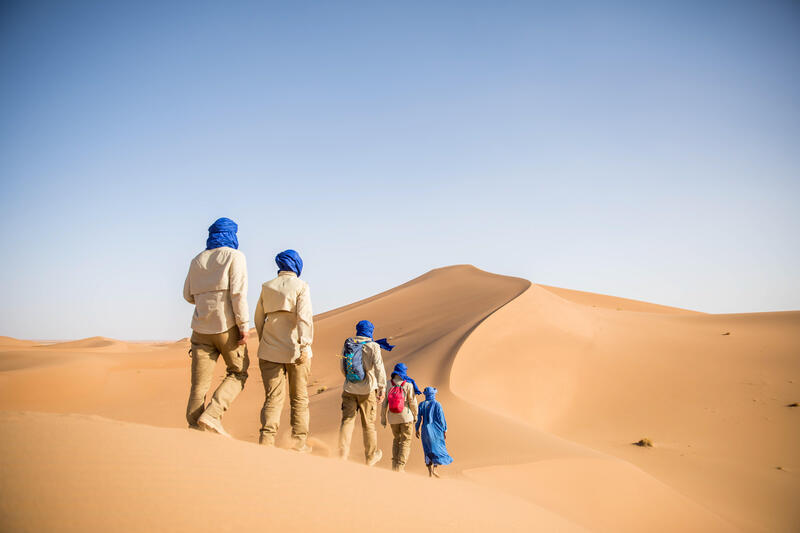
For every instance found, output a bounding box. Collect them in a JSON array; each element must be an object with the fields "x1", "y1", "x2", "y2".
[
  {"x1": 238, "y1": 326, "x2": 249, "y2": 345},
  {"x1": 295, "y1": 346, "x2": 309, "y2": 365},
  {"x1": 443, "y1": 431, "x2": 447, "y2": 440},
  {"x1": 415, "y1": 430, "x2": 420, "y2": 439},
  {"x1": 376, "y1": 390, "x2": 385, "y2": 404}
]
